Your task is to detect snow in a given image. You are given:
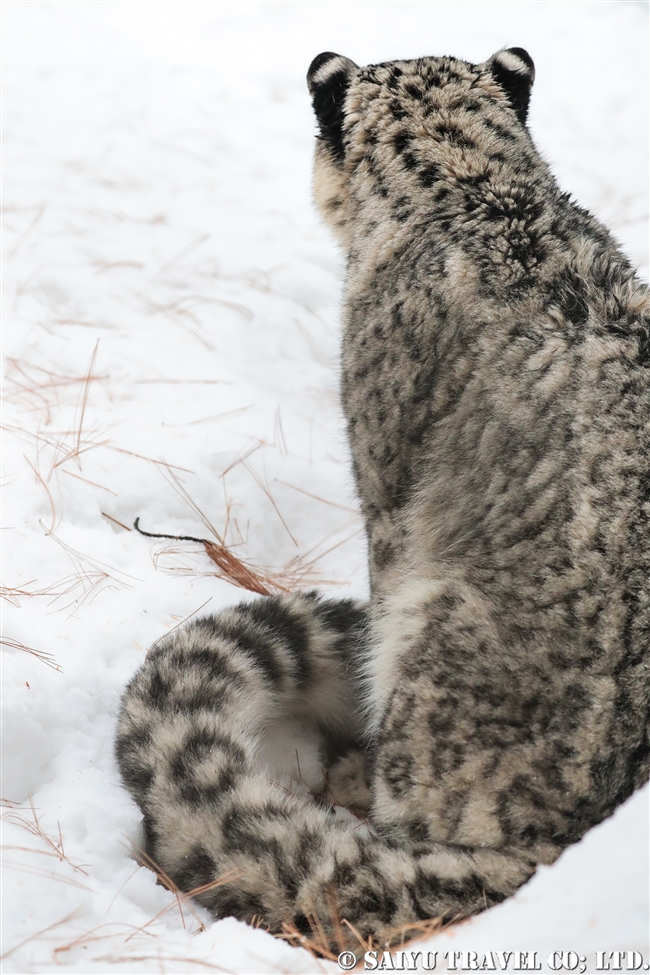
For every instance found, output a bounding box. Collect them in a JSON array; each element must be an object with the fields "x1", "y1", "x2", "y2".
[{"x1": 1, "y1": 2, "x2": 648, "y2": 973}]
